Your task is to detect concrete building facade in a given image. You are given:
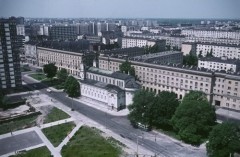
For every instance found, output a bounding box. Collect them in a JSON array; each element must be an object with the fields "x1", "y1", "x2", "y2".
[
  {"x1": 0, "y1": 18, "x2": 22, "y2": 89},
  {"x1": 98, "y1": 55, "x2": 240, "y2": 111}
]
